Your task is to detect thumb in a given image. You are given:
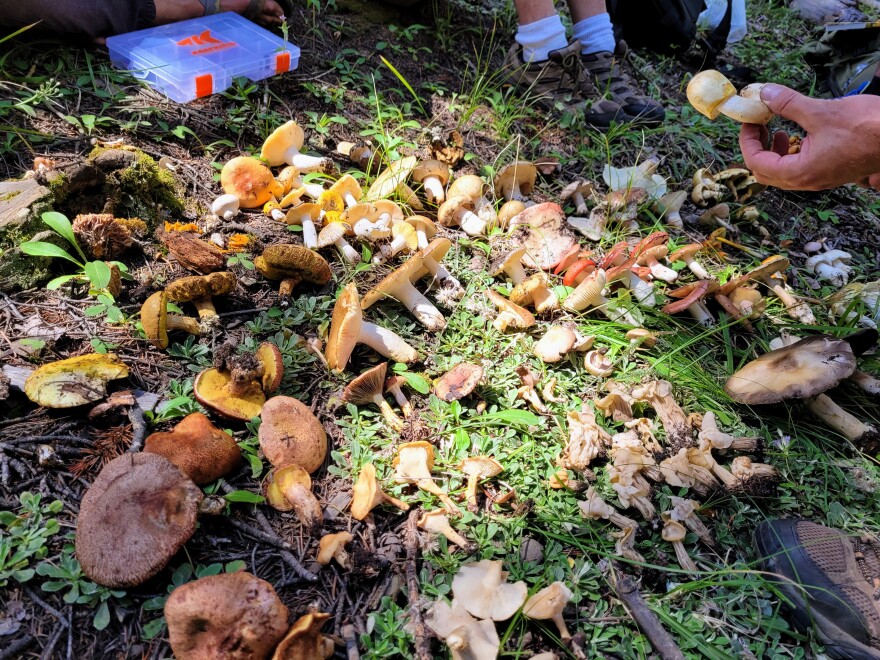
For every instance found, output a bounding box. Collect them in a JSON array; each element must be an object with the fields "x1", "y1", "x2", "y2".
[{"x1": 760, "y1": 84, "x2": 825, "y2": 130}]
